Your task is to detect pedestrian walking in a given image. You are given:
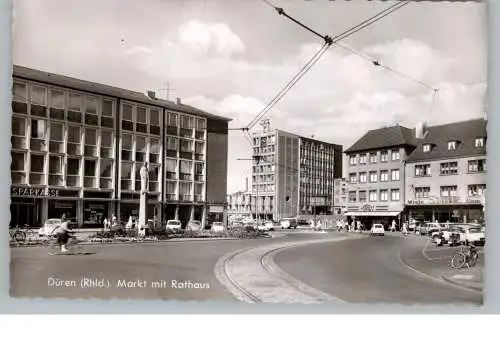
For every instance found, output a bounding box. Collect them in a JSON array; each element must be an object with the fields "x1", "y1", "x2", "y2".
[
  {"x1": 103, "y1": 217, "x2": 109, "y2": 231},
  {"x1": 391, "y1": 220, "x2": 396, "y2": 232}
]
